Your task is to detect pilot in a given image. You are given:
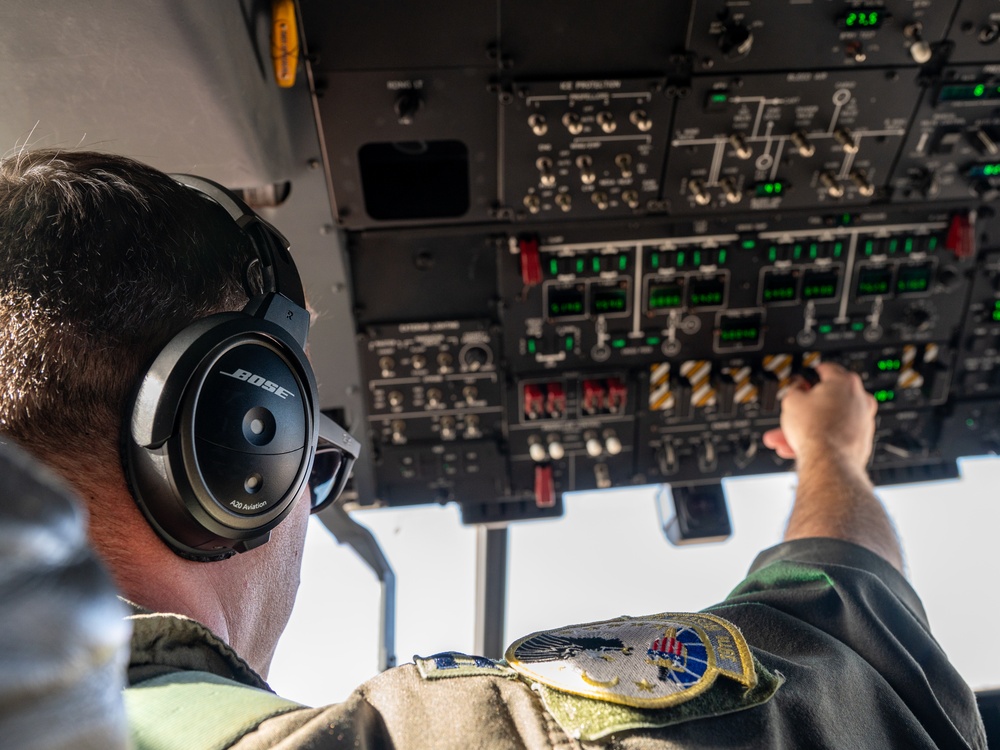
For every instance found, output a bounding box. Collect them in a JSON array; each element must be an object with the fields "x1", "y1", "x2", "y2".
[{"x1": 0, "y1": 149, "x2": 985, "y2": 748}]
